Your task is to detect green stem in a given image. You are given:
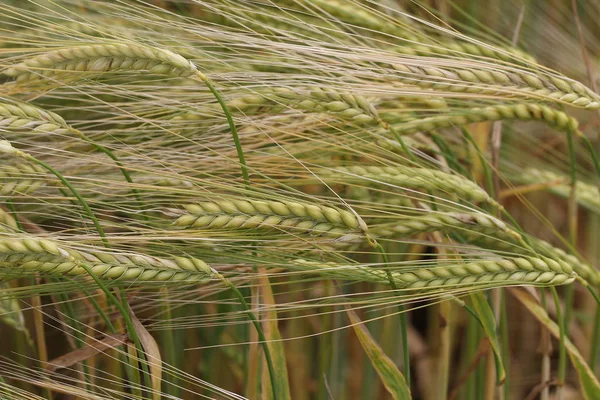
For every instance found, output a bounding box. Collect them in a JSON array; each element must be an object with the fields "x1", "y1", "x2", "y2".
[
  {"x1": 500, "y1": 292, "x2": 509, "y2": 400},
  {"x1": 196, "y1": 72, "x2": 250, "y2": 188},
  {"x1": 591, "y1": 305, "x2": 600, "y2": 372},
  {"x1": 385, "y1": 121, "x2": 417, "y2": 164},
  {"x1": 581, "y1": 135, "x2": 600, "y2": 181},
  {"x1": 557, "y1": 131, "x2": 577, "y2": 399},
  {"x1": 374, "y1": 242, "x2": 410, "y2": 385},
  {"x1": 76, "y1": 261, "x2": 151, "y2": 396},
  {"x1": 551, "y1": 287, "x2": 567, "y2": 396},
  {"x1": 21, "y1": 153, "x2": 151, "y2": 397},
  {"x1": 218, "y1": 274, "x2": 279, "y2": 399},
  {"x1": 197, "y1": 71, "x2": 279, "y2": 399},
  {"x1": 59, "y1": 293, "x2": 92, "y2": 390},
  {"x1": 578, "y1": 278, "x2": 600, "y2": 371},
  {"x1": 23, "y1": 154, "x2": 109, "y2": 248},
  {"x1": 159, "y1": 288, "x2": 180, "y2": 397},
  {"x1": 75, "y1": 132, "x2": 148, "y2": 222},
  {"x1": 429, "y1": 132, "x2": 471, "y2": 177}
]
